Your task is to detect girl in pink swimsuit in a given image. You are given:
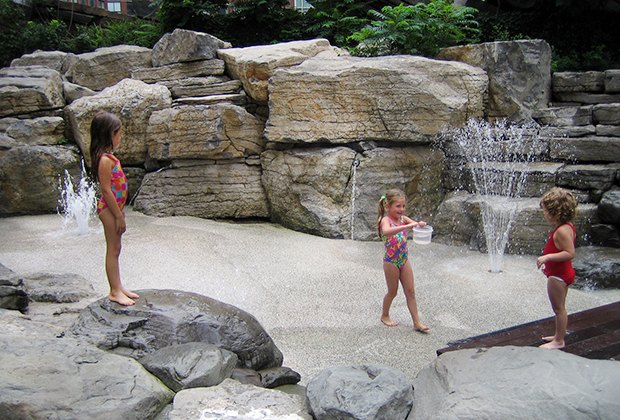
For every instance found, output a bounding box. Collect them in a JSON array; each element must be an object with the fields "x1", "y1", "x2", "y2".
[
  {"x1": 89, "y1": 111, "x2": 139, "y2": 306},
  {"x1": 377, "y1": 189, "x2": 430, "y2": 332},
  {"x1": 536, "y1": 188, "x2": 578, "y2": 350}
]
